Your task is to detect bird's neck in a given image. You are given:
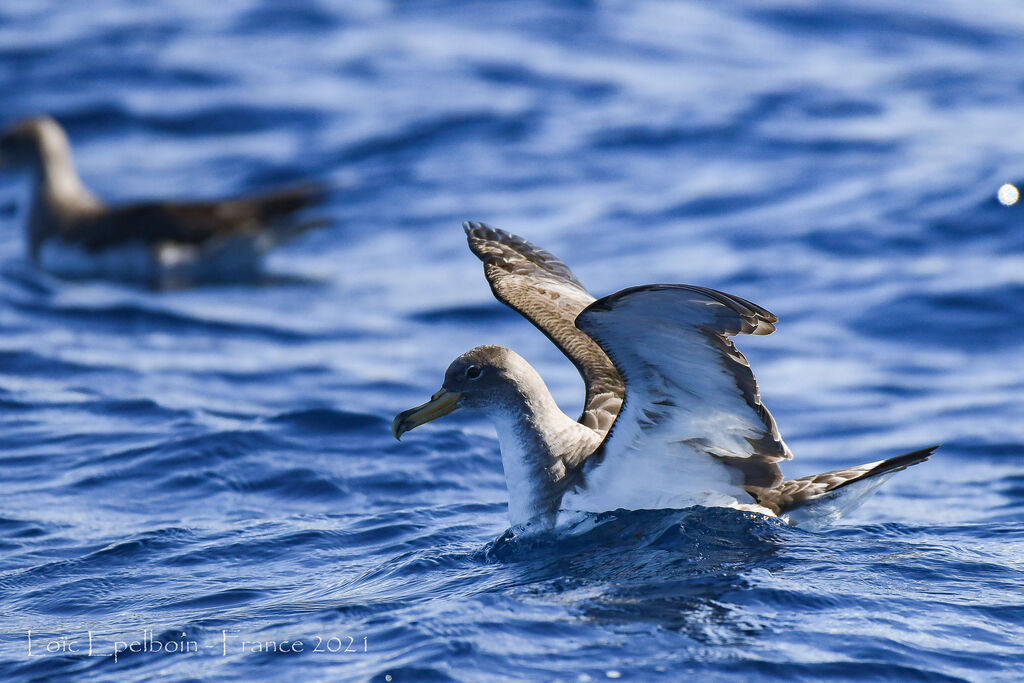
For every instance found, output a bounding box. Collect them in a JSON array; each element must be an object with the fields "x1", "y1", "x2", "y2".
[
  {"x1": 26, "y1": 133, "x2": 101, "y2": 257},
  {"x1": 488, "y1": 385, "x2": 601, "y2": 529},
  {"x1": 26, "y1": 124, "x2": 91, "y2": 201}
]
